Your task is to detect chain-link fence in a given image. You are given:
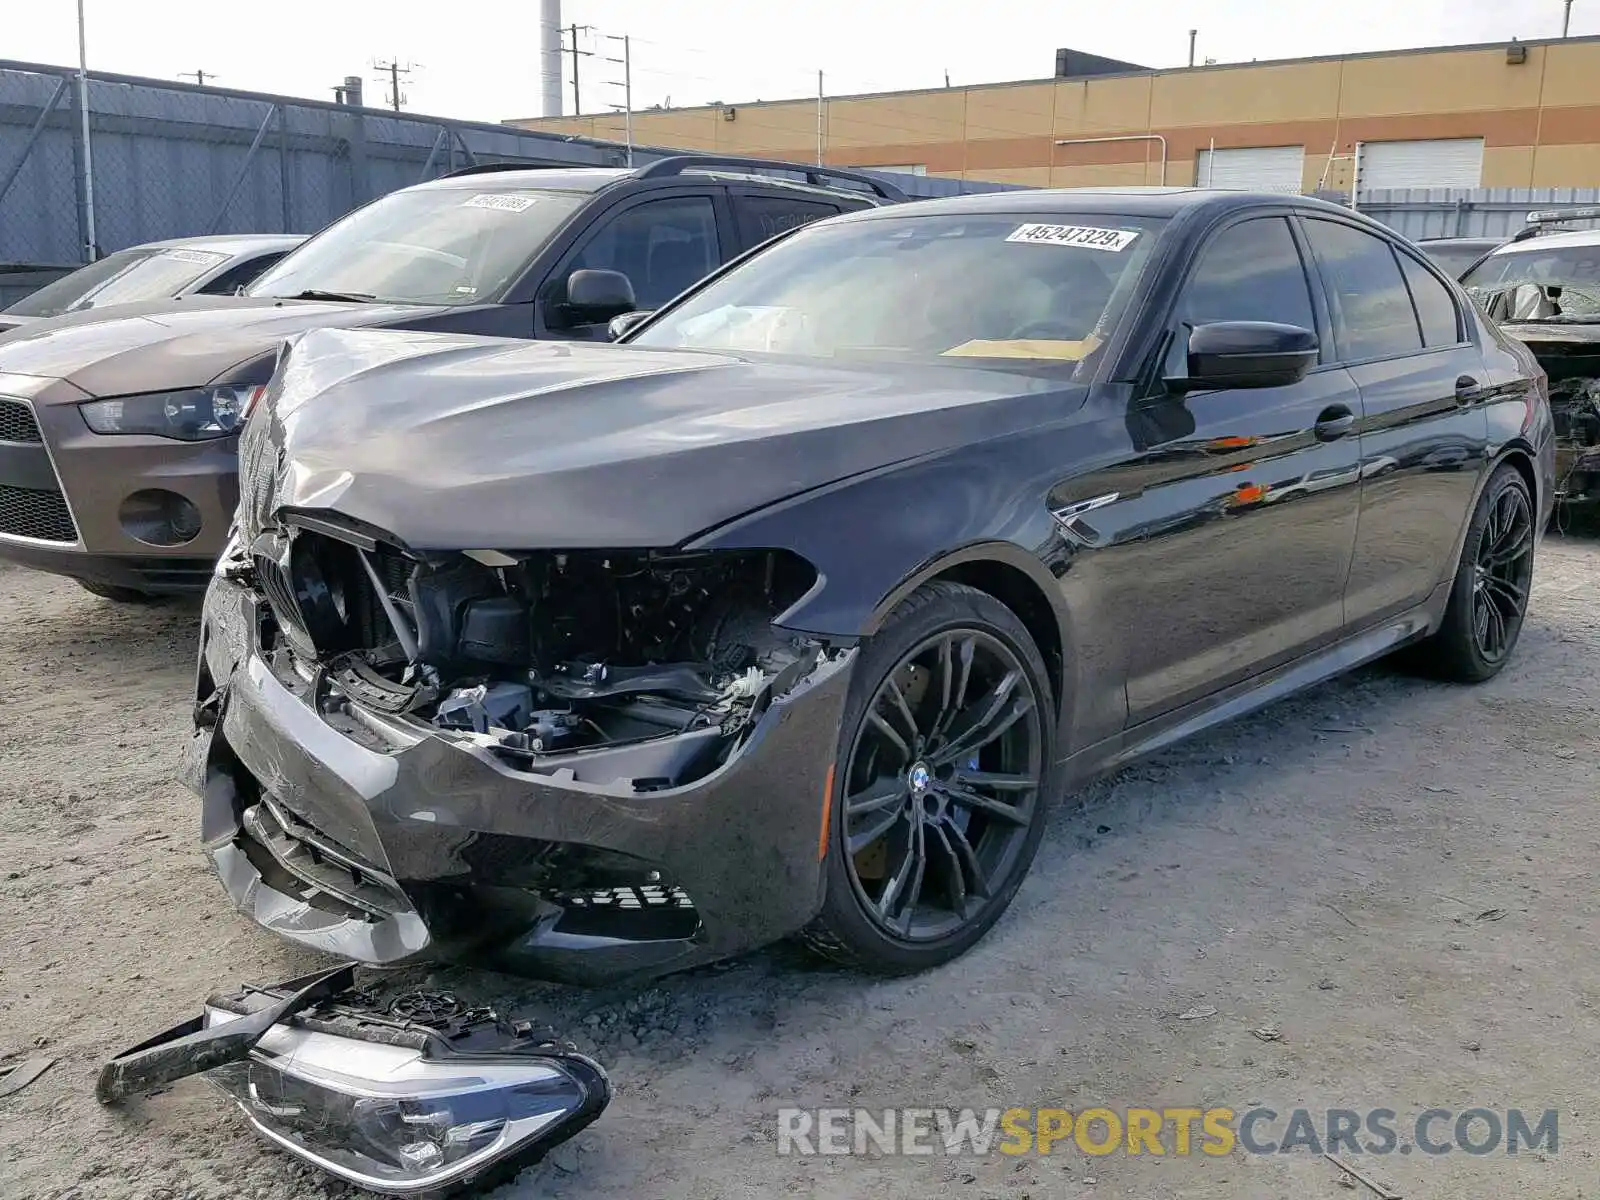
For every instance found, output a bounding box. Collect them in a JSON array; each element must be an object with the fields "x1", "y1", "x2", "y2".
[
  {"x1": 0, "y1": 57, "x2": 1025, "y2": 302},
  {"x1": 0, "y1": 57, "x2": 637, "y2": 294}
]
